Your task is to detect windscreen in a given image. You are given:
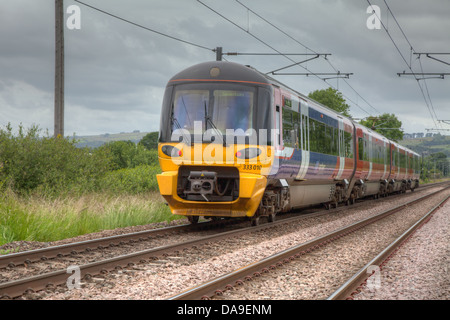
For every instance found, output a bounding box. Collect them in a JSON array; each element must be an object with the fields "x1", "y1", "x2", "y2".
[
  {"x1": 161, "y1": 82, "x2": 272, "y2": 145},
  {"x1": 171, "y1": 84, "x2": 254, "y2": 134}
]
